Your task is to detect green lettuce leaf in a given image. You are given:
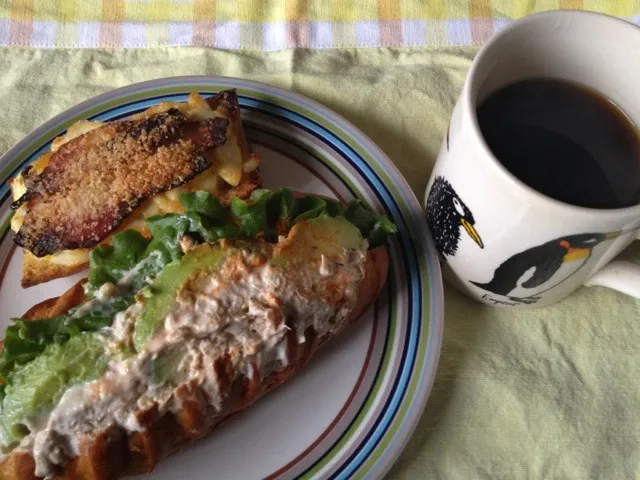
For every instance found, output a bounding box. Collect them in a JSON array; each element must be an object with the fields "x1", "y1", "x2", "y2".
[
  {"x1": 84, "y1": 188, "x2": 396, "y2": 295},
  {"x1": 0, "y1": 296, "x2": 131, "y2": 395}
]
